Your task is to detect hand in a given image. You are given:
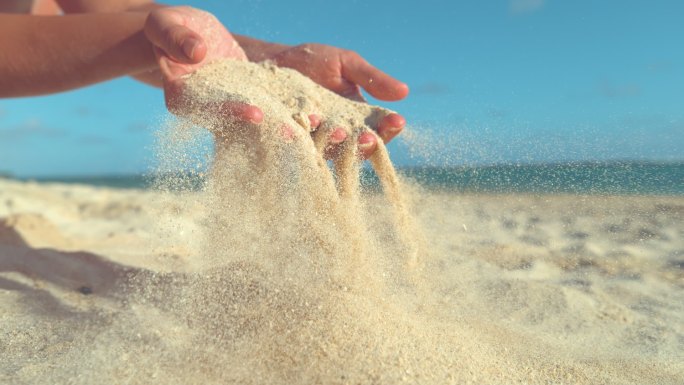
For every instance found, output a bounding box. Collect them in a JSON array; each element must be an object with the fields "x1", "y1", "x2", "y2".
[
  {"x1": 144, "y1": 6, "x2": 262, "y2": 124},
  {"x1": 241, "y1": 41, "x2": 409, "y2": 158}
]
